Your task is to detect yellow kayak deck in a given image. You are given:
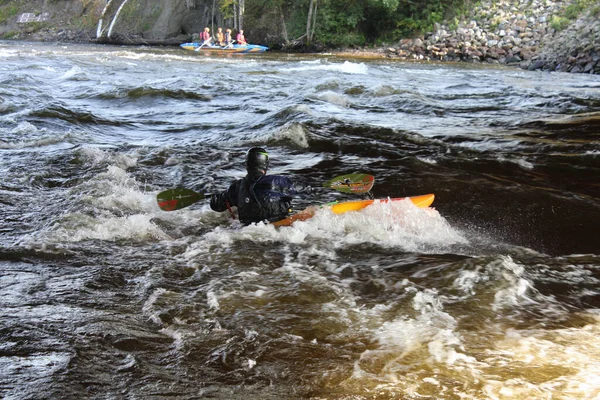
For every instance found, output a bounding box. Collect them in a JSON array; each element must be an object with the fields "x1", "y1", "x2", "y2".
[{"x1": 272, "y1": 194, "x2": 435, "y2": 227}]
